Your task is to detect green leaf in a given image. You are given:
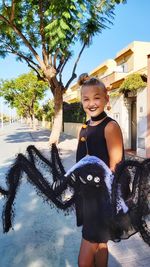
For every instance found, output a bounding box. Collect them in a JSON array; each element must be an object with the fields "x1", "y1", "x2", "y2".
[
  {"x1": 60, "y1": 19, "x2": 70, "y2": 30},
  {"x1": 62, "y1": 11, "x2": 71, "y2": 19},
  {"x1": 80, "y1": 3, "x2": 87, "y2": 12}
]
